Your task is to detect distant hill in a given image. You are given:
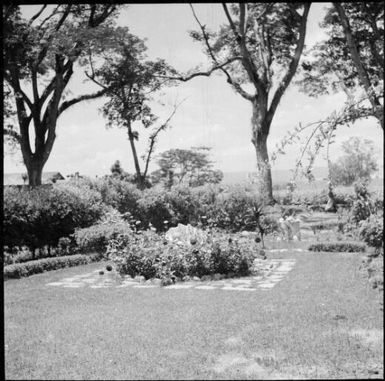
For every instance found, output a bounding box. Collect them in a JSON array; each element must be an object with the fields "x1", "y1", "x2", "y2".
[
  {"x1": 221, "y1": 167, "x2": 384, "y2": 193},
  {"x1": 221, "y1": 167, "x2": 330, "y2": 185}
]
